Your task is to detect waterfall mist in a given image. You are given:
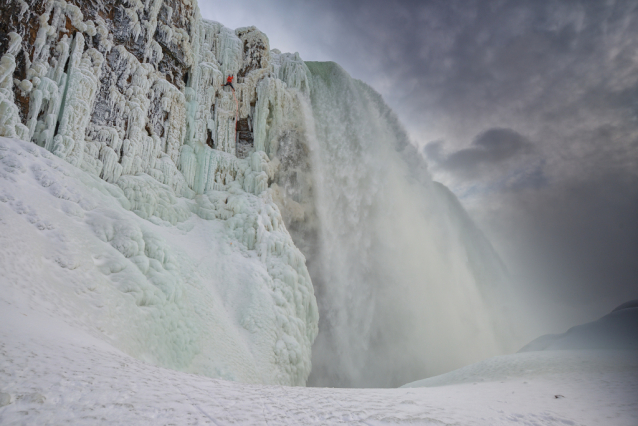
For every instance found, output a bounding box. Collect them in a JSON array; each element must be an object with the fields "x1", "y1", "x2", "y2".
[{"x1": 285, "y1": 62, "x2": 511, "y2": 388}]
